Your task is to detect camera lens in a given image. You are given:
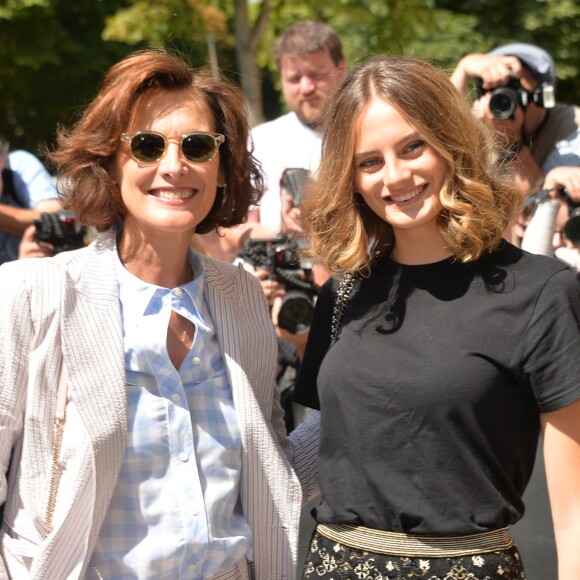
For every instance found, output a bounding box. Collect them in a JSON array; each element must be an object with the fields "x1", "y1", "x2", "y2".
[
  {"x1": 278, "y1": 290, "x2": 315, "y2": 335},
  {"x1": 489, "y1": 87, "x2": 518, "y2": 120}
]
